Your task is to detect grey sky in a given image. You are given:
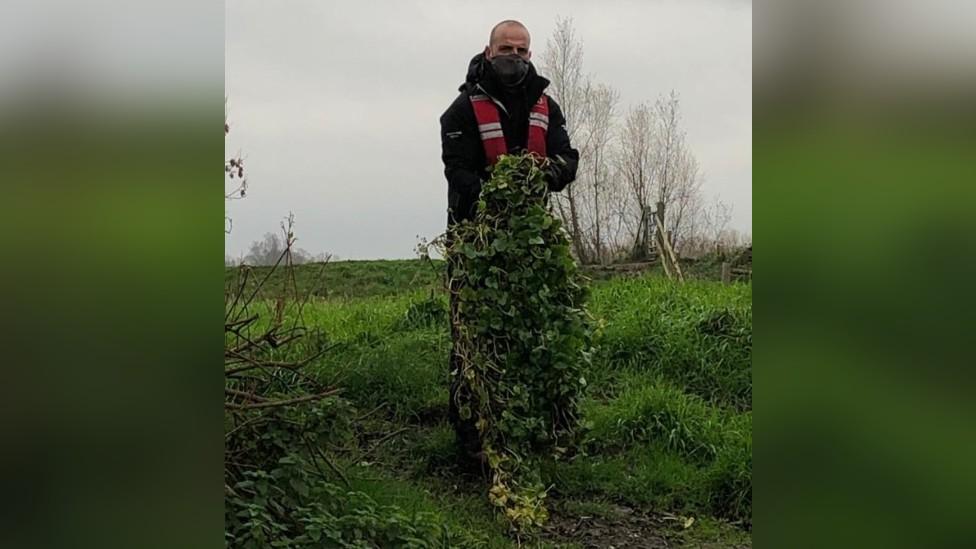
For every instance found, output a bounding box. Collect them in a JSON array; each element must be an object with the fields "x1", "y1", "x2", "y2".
[{"x1": 225, "y1": 0, "x2": 751, "y2": 260}]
